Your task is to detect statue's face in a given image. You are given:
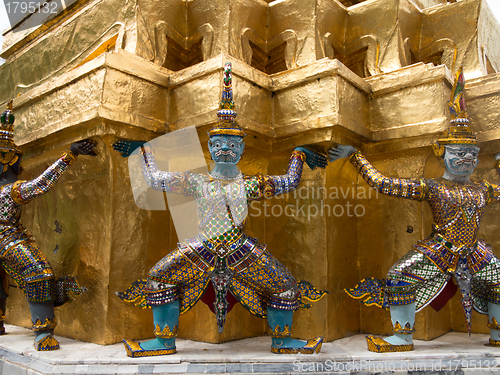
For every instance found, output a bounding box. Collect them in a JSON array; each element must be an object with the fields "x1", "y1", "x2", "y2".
[
  {"x1": 443, "y1": 144, "x2": 479, "y2": 177},
  {"x1": 208, "y1": 135, "x2": 245, "y2": 164}
]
